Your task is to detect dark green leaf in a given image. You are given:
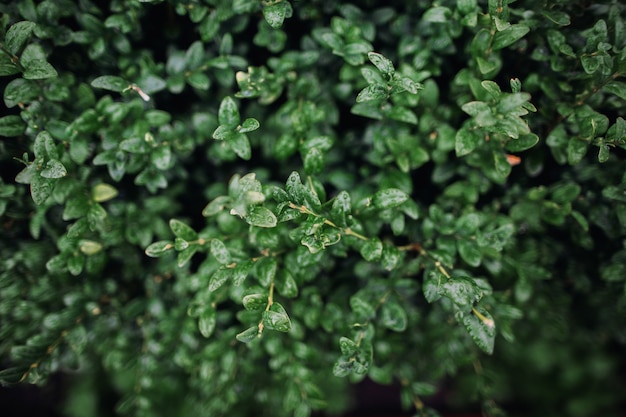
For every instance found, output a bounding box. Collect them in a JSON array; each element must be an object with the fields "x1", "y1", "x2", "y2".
[
  {"x1": 23, "y1": 59, "x2": 57, "y2": 79},
  {"x1": 380, "y1": 300, "x2": 407, "y2": 331},
  {"x1": 40, "y1": 159, "x2": 67, "y2": 179},
  {"x1": 372, "y1": 188, "x2": 408, "y2": 209},
  {"x1": 0, "y1": 115, "x2": 26, "y2": 137},
  {"x1": 5, "y1": 21, "x2": 36, "y2": 55},
  {"x1": 440, "y1": 276, "x2": 480, "y2": 309},
  {"x1": 187, "y1": 72, "x2": 210, "y2": 90},
  {"x1": 236, "y1": 326, "x2": 260, "y2": 343},
  {"x1": 209, "y1": 267, "x2": 231, "y2": 291},
  {"x1": 4, "y1": 78, "x2": 41, "y2": 108},
  {"x1": 567, "y1": 138, "x2": 588, "y2": 165},
  {"x1": 202, "y1": 195, "x2": 232, "y2": 216},
  {"x1": 356, "y1": 83, "x2": 388, "y2": 102},
  {"x1": 275, "y1": 270, "x2": 298, "y2": 298},
  {"x1": 492, "y1": 24, "x2": 530, "y2": 50},
  {"x1": 463, "y1": 308, "x2": 496, "y2": 354},
  {"x1": 30, "y1": 175, "x2": 53, "y2": 205},
  {"x1": 367, "y1": 52, "x2": 395, "y2": 75},
  {"x1": 177, "y1": 246, "x2": 198, "y2": 267},
  {"x1": 218, "y1": 96, "x2": 240, "y2": 127},
  {"x1": 457, "y1": 238, "x2": 481, "y2": 267},
  {"x1": 360, "y1": 237, "x2": 383, "y2": 262},
  {"x1": 505, "y1": 133, "x2": 539, "y2": 152},
  {"x1": 91, "y1": 75, "x2": 128, "y2": 92},
  {"x1": 339, "y1": 337, "x2": 360, "y2": 356},
  {"x1": 198, "y1": 309, "x2": 216, "y2": 338},
  {"x1": 169, "y1": 218, "x2": 198, "y2": 241},
  {"x1": 263, "y1": 1, "x2": 292, "y2": 29},
  {"x1": 210, "y1": 238, "x2": 231, "y2": 264},
  {"x1": 350, "y1": 296, "x2": 376, "y2": 320},
  {"x1": 239, "y1": 118, "x2": 260, "y2": 133},
  {"x1": 263, "y1": 302, "x2": 292, "y2": 332},
  {"x1": 246, "y1": 206, "x2": 277, "y2": 228},
  {"x1": 243, "y1": 293, "x2": 267, "y2": 311},
  {"x1": 255, "y1": 257, "x2": 277, "y2": 287},
  {"x1": 233, "y1": 260, "x2": 253, "y2": 286},
  {"x1": 455, "y1": 127, "x2": 482, "y2": 156},
  {"x1": 229, "y1": 133, "x2": 251, "y2": 160}
]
